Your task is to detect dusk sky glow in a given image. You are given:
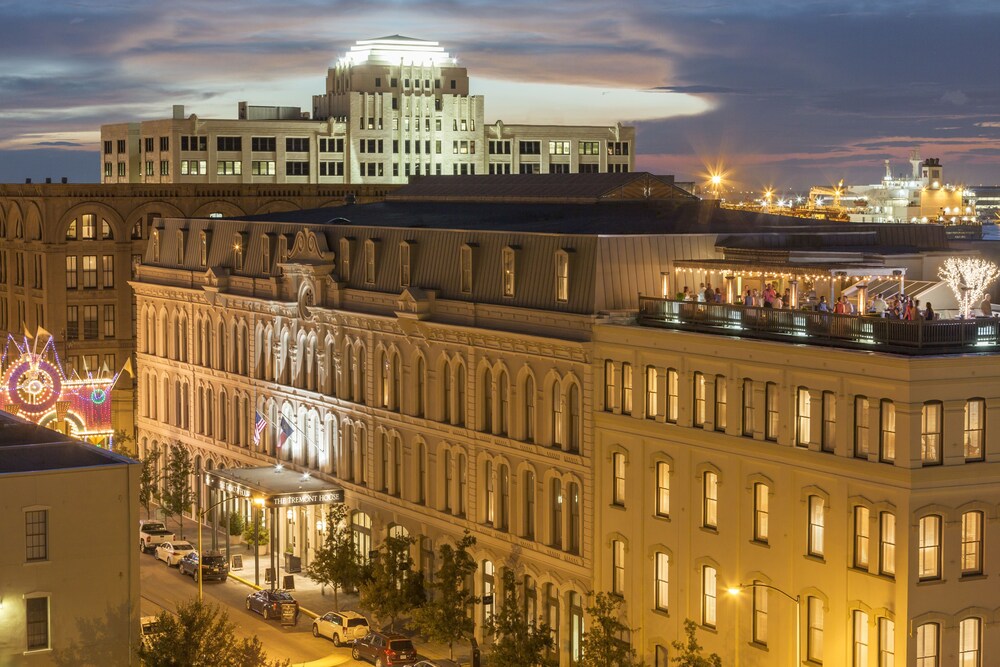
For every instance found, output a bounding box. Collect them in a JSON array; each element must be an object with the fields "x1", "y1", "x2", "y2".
[{"x1": 1, "y1": 0, "x2": 999, "y2": 189}]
